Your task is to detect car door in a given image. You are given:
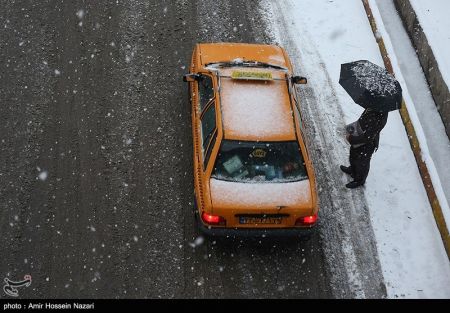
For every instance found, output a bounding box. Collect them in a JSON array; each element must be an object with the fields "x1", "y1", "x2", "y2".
[
  {"x1": 194, "y1": 74, "x2": 217, "y2": 167},
  {"x1": 200, "y1": 100, "x2": 218, "y2": 168},
  {"x1": 291, "y1": 89, "x2": 317, "y2": 189},
  {"x1": 291, "y1": 89, "x2": 309, "y2": 155},
  {"x1": 192, "y1": 74, "x2": 218, "y2": 209}
]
